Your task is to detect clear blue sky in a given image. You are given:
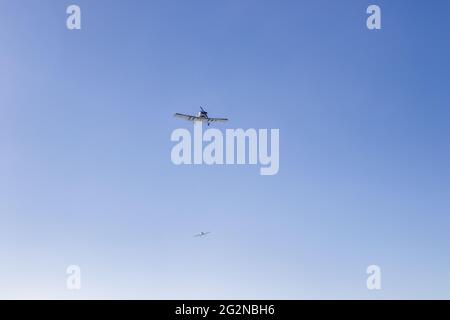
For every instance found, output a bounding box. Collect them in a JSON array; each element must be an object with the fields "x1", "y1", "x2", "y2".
[{"x1": 1, "y1": 0, "x2": 450, "y2": 299}]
